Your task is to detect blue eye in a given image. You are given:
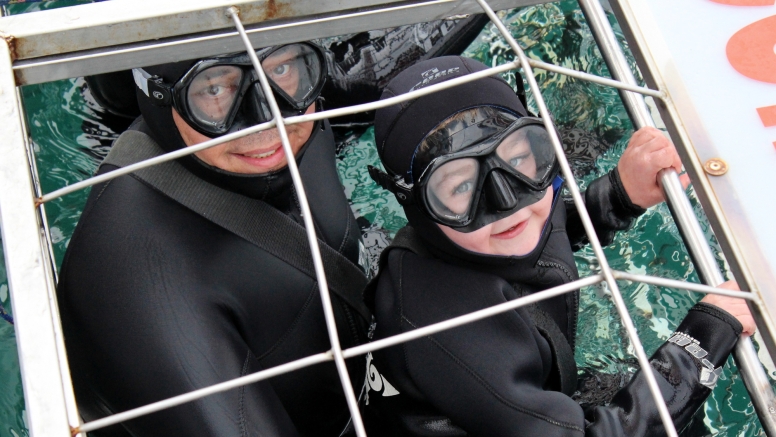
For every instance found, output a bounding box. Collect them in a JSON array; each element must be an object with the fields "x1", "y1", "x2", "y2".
[
  {"x1": 453, "y1": 181, "x2": 473, "y2": 195},
  {"x1": 272, "y1": 64, "x2": 291, "y2": 77},
  {"x1": 509, "y1": 153, "x2": 530, "y2": 168},
  {"x1": 206, "y1": 85, "x2": 224, "y2": 96}
]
